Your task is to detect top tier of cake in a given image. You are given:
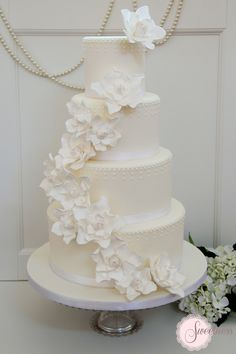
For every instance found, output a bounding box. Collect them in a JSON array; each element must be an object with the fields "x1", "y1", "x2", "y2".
[{"x1": 83, "y1": 36, "x2": 146, "y2": 97}]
